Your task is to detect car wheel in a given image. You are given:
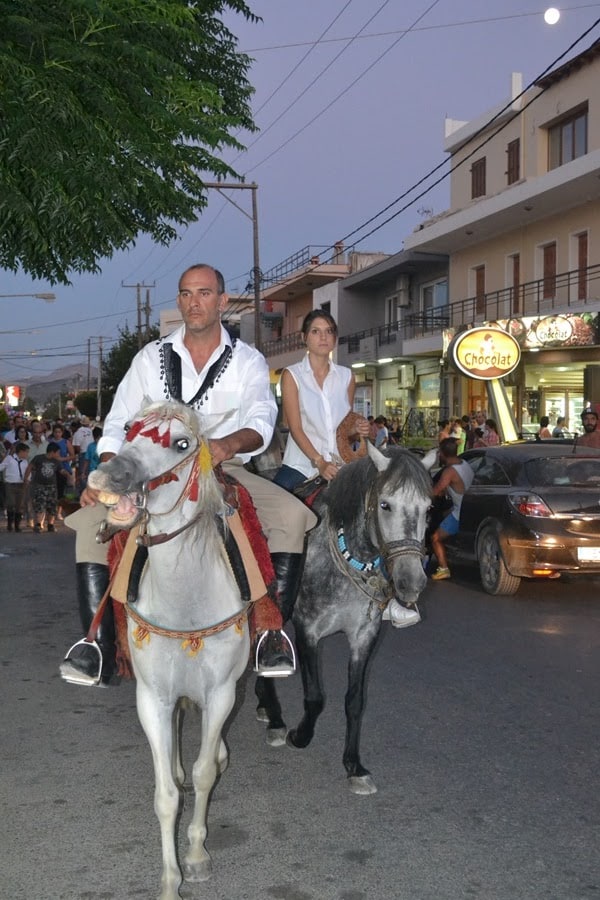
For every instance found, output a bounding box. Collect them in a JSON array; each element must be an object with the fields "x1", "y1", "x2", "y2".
[{"x1": 477, "y1": 526, "x2": 521, "y2": 596}]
